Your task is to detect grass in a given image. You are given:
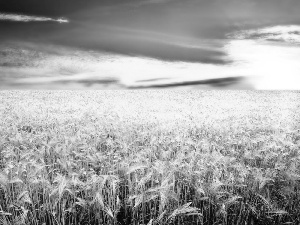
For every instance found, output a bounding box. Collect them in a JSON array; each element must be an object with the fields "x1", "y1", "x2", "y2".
[{"x1": 0, "y1": 90, "x2": 300, "y2": 225}]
